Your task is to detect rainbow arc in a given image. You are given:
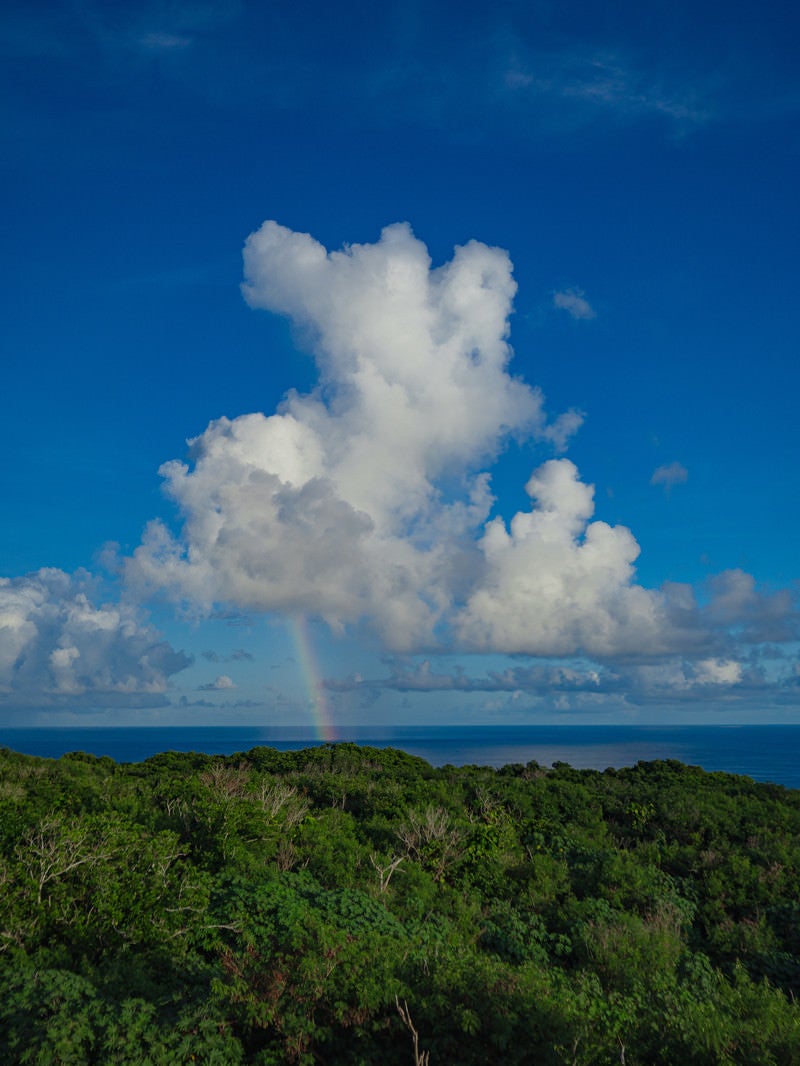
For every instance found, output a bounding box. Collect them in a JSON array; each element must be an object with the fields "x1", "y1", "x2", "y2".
[{"x1": 289, "y1": 616, "x2": 337, "y2": 743}]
